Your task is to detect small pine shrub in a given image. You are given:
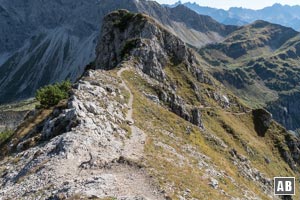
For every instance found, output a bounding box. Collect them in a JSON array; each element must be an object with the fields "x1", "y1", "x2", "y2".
[{"x1": 36, "y1": 80, "x2": 71, "y2": 108}]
